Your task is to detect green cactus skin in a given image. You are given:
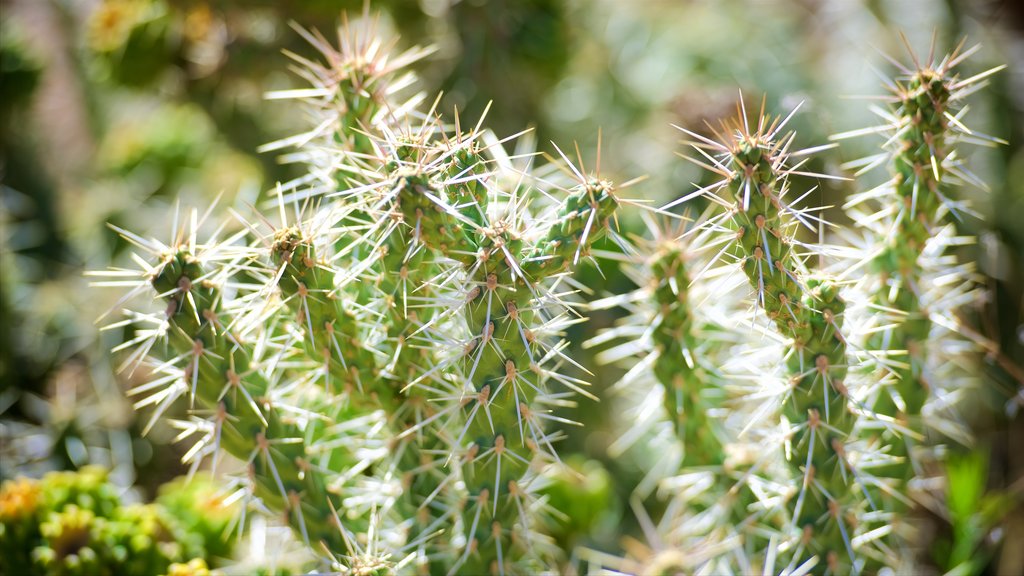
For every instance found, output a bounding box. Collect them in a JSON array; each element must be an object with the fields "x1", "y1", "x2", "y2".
[
  {"x1": 648, "y1": 240, "x2": 726, "y2": 470},
  {"x1": 270, "y1": 228, "x2": 385, "y2": 405},
  {"x1": 677, "y1": 109, "x2": 869, "y2": 574},
  {"x1": 586, "y1": 221, "x2": 772, "y2": 573},
  {"x1": 648, "y1": 236, "x2": 772, "y2": 566},
  {"x1": 389, "y1": 167, "x2": 618, "y2": 573}
]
